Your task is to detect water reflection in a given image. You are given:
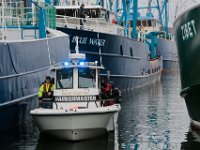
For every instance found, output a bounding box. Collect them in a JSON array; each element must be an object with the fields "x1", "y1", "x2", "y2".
[
  {"x1": 0, "y1": 121, "x2": 39, "y2": 150},
  {"x1": 36, "y1": 133, "x2": 114, "y2": 150},
  {"x1": 0, "y1": 70, "x2": 194, "y2": 150},
  {"x1": 118, "y1": 71, "x2": 190, "y2": 149}
]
